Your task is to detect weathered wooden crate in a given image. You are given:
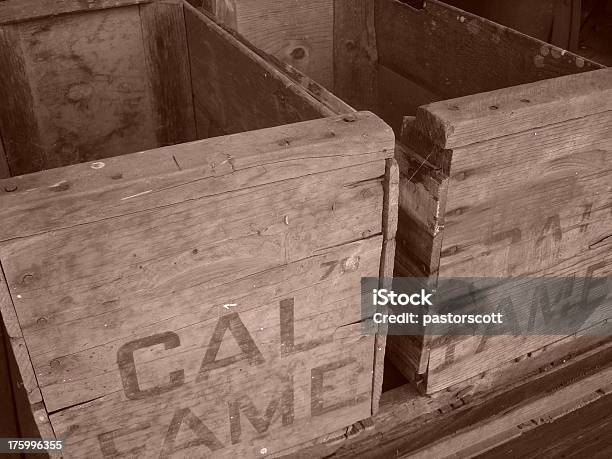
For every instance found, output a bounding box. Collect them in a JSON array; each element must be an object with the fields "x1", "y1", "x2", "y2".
[
  {"x1": 0, "y1": 0, "x2": 397, "y2": 456},
  {"x1": 198, "y1": 0, "x2": 612, "y2": 395}
]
